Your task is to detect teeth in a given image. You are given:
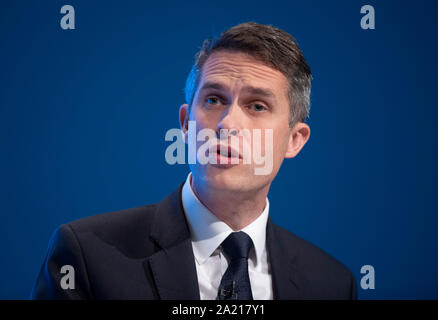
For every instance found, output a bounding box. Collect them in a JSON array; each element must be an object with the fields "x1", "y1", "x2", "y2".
[{"x1": 219, "y1": 148, "x2": 229, "y2": 157}]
